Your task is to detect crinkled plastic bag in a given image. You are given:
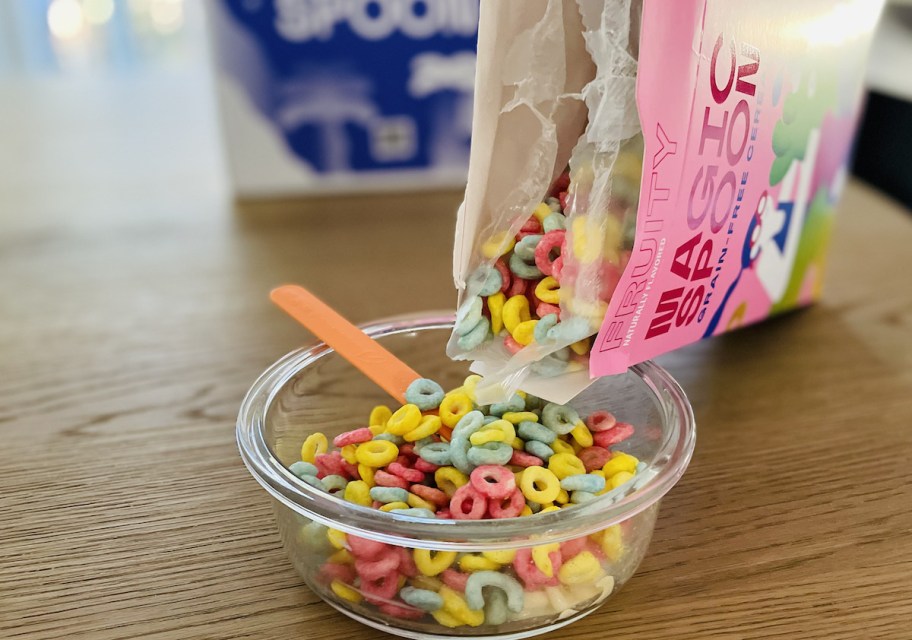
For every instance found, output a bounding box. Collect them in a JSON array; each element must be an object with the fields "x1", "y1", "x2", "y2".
[{"x1": 449, "y1": 0, "x2": 644, "y2": 404}]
